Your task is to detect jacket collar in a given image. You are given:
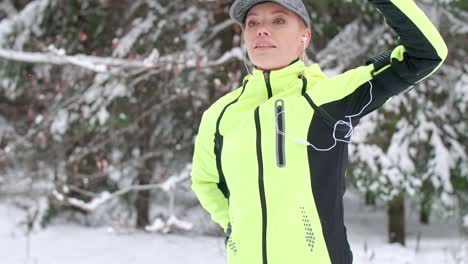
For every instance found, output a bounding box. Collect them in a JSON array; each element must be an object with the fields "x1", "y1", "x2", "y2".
[{"x1": 244, "y1": 59, "x2": 327, "y2": 100}]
